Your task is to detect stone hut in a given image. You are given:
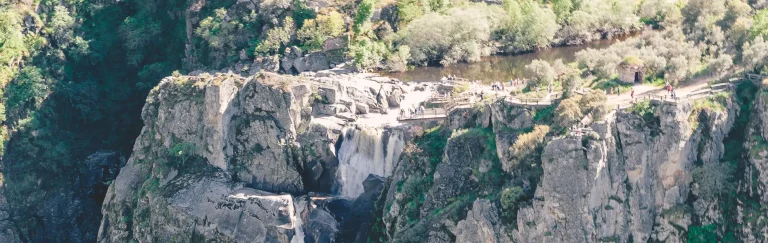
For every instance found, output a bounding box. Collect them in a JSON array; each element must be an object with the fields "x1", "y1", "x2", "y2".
[{"x1": 618, "y1": 56, "x2": 645, "y2": 83}]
